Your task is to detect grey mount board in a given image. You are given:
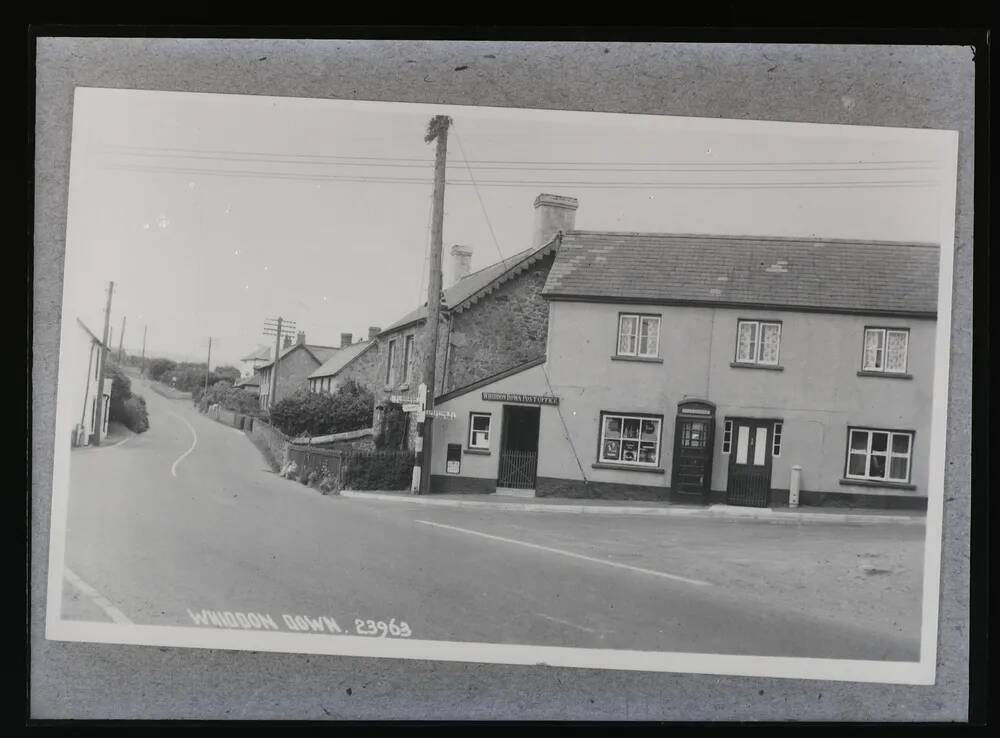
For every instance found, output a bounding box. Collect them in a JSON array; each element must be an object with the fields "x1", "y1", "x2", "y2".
[{"x1": 31, "y1": 39, "x2": 973, "y2": 721}]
